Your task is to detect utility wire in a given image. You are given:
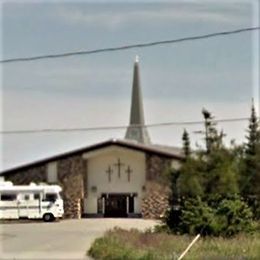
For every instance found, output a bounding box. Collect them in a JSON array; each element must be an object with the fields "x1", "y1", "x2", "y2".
[
  {"x1": 1, "y1": 27, "x2": 259, "y2": 63},
  {"x1": 0, "y1": 117, "x2": 255, "y2": 135}
]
